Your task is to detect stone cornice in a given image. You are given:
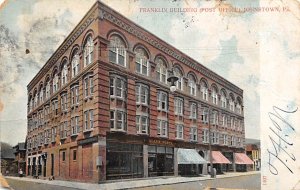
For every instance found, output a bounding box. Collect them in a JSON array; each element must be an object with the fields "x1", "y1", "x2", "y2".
[{"x1": 99, "y1": 2, "x2": 243, "y2": 95}]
